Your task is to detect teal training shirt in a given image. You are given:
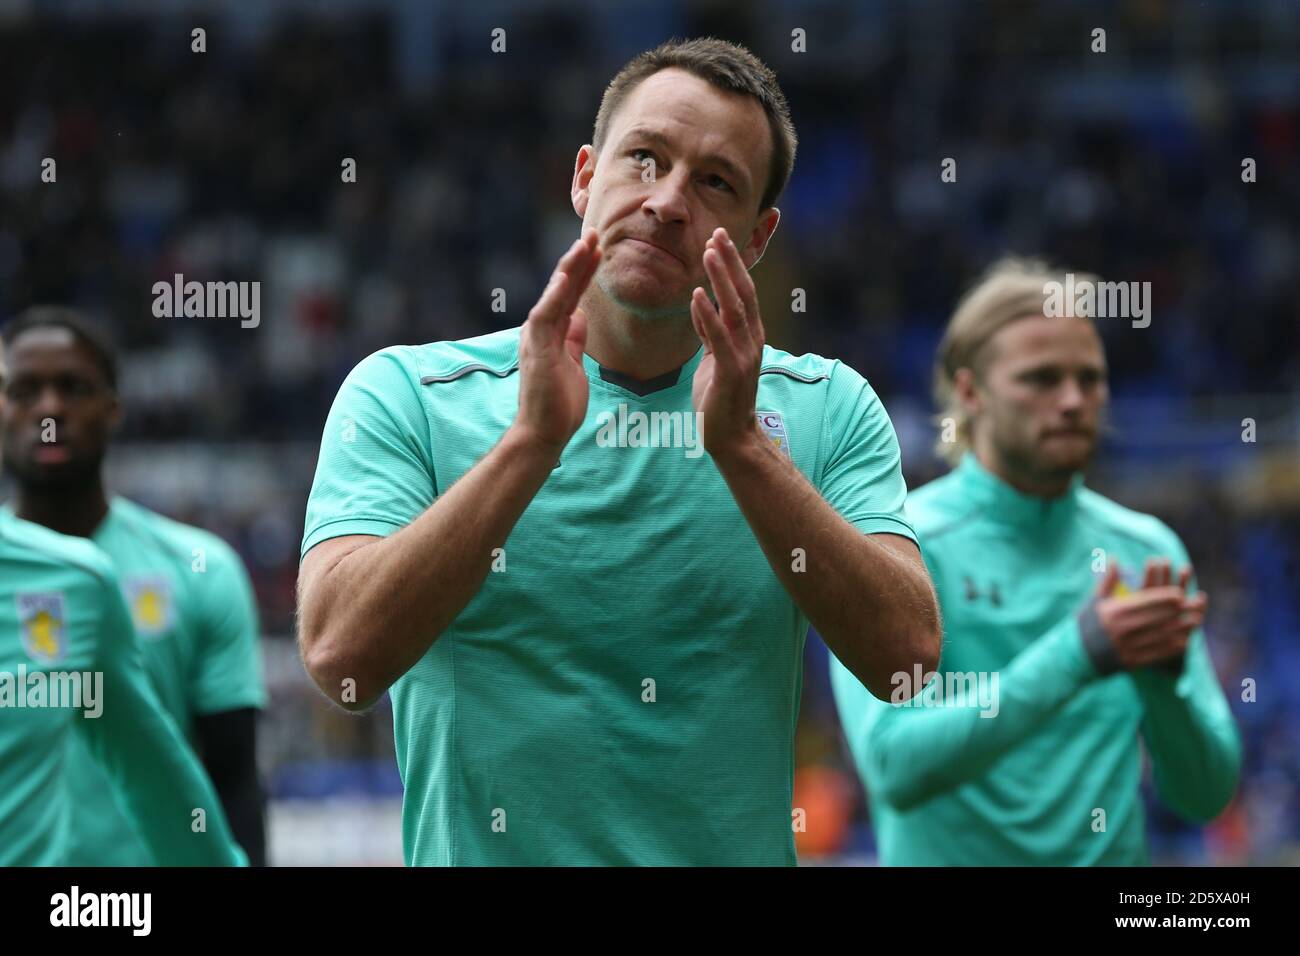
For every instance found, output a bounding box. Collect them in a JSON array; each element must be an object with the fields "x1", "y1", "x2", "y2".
[
  {"x1": 830, "y1": 452, "x2": 1242, "y2": 865},
  {"x1": 302, "y1": 327, "x2": 916, "y2": 865},
  {"x1": 55, "y1": 497, "x2": 266, "y2": 866},
  {"x1": 0, "y1": 509, "x2": 245, "y2": 866}
]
